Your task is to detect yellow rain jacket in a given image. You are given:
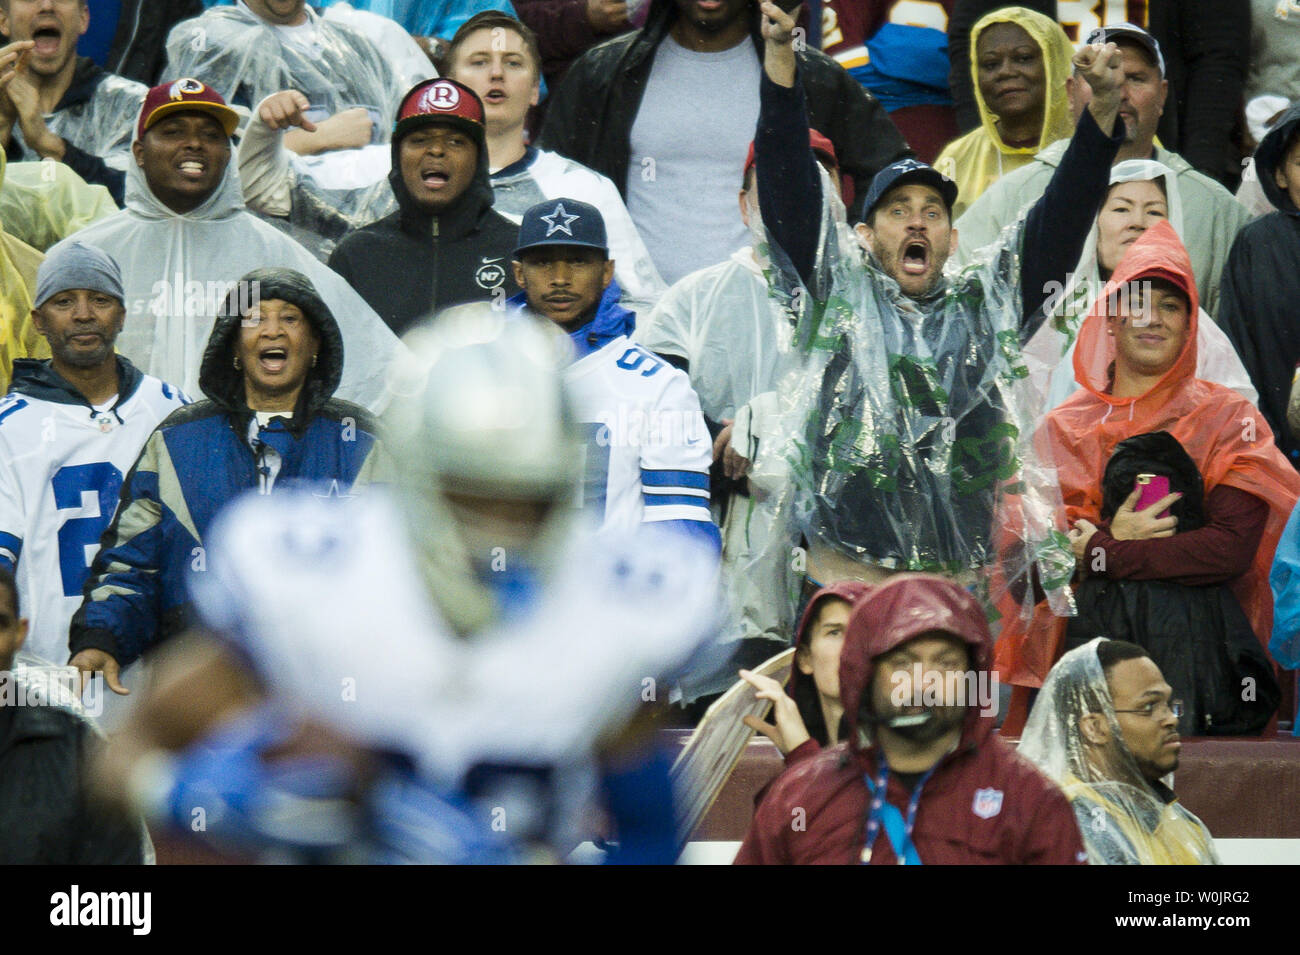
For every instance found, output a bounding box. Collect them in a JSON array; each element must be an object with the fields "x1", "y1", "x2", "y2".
[
  {"x1": 0, "y1": 155, "x2": 119, "y2": 390},
  {"x1": 0, "y1": 152, "x2": 44, "y2": 392},
  {"x1": 934, "y1": 7, "x2": 1075, "y2": 219}
]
